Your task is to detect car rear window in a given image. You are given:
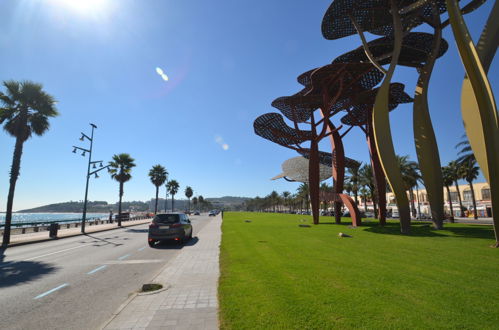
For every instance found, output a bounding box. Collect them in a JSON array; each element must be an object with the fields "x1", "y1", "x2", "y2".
[{"x1": 154, "y1": 214, "x2": 180, "y2": 224}]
